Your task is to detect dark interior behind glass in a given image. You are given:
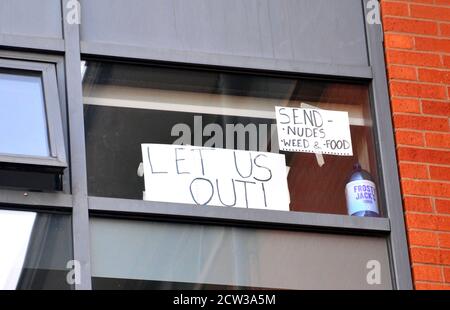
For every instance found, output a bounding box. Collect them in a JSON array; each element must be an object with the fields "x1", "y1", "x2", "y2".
[{"x1": 83, "y1": 61, "x2": 380, "y2": 216}]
